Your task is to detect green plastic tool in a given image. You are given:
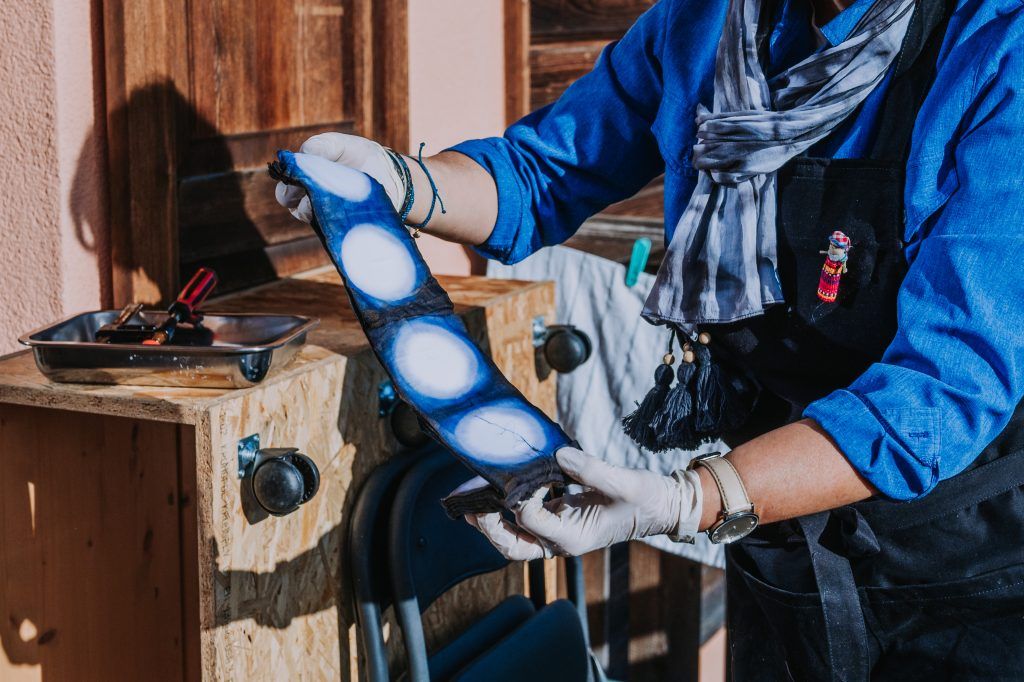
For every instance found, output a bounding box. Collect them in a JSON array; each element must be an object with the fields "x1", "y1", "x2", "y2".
[{"x1": 625, "y1": 237, "x2": 652, "y2": 288}]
